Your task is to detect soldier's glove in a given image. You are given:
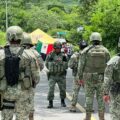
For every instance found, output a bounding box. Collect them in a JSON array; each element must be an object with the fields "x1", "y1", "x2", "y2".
[
  {"x1": 103, "y1": 95, "x2": 110, "y2": 104},
  {"x1": 77, "y1": 80, "x2": 84, "y2": 87}
]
